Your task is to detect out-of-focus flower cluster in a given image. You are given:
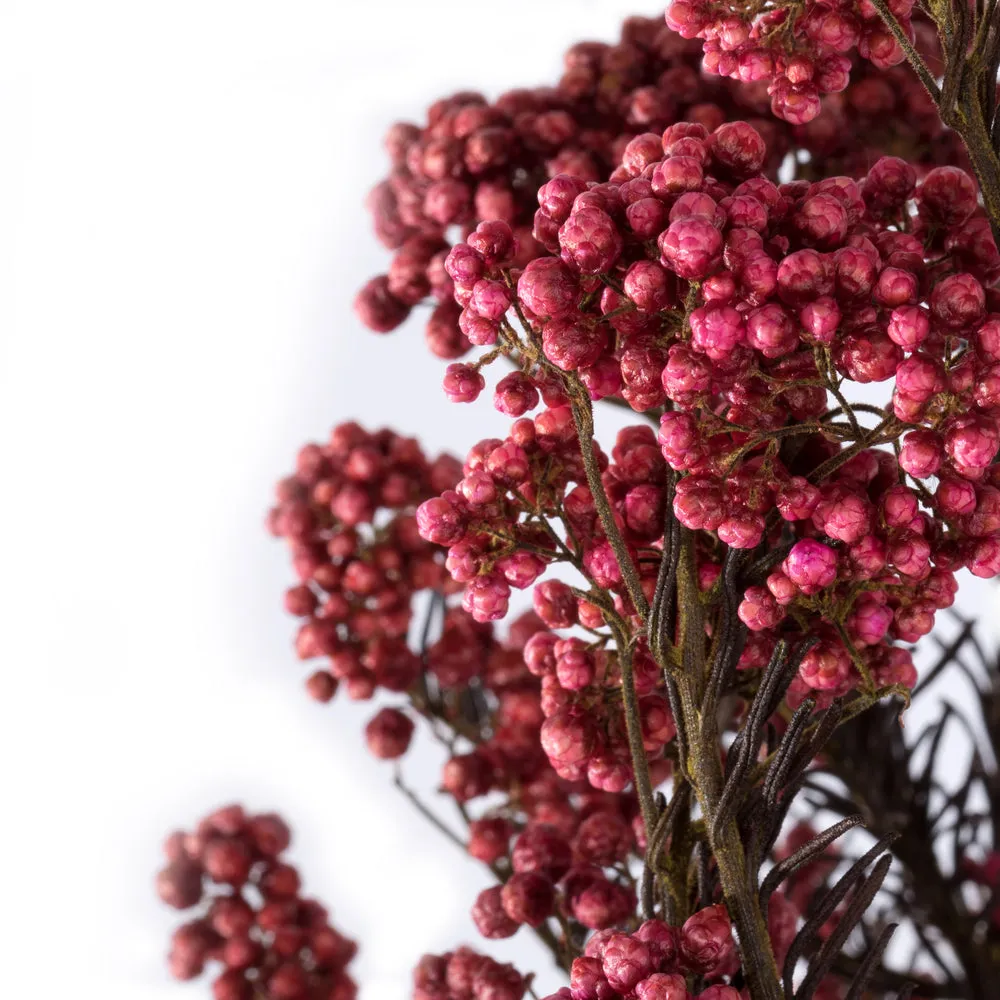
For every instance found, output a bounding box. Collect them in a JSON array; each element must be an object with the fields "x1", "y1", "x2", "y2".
[{"x1": 156, "y1": 805, "x2": 357, "y2": 1000}]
